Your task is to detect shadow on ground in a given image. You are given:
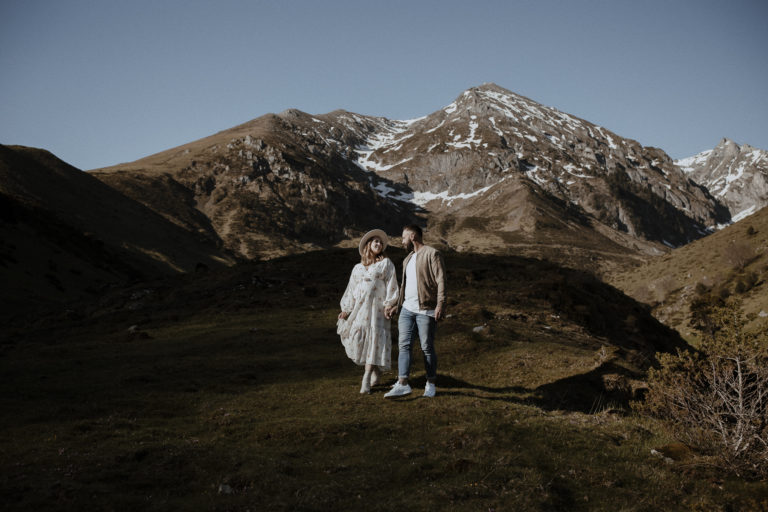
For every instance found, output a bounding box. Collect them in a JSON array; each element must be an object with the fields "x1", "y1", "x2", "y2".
[{"x1": 393, "y1": 363, "x2": 646, "y2": 414}]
